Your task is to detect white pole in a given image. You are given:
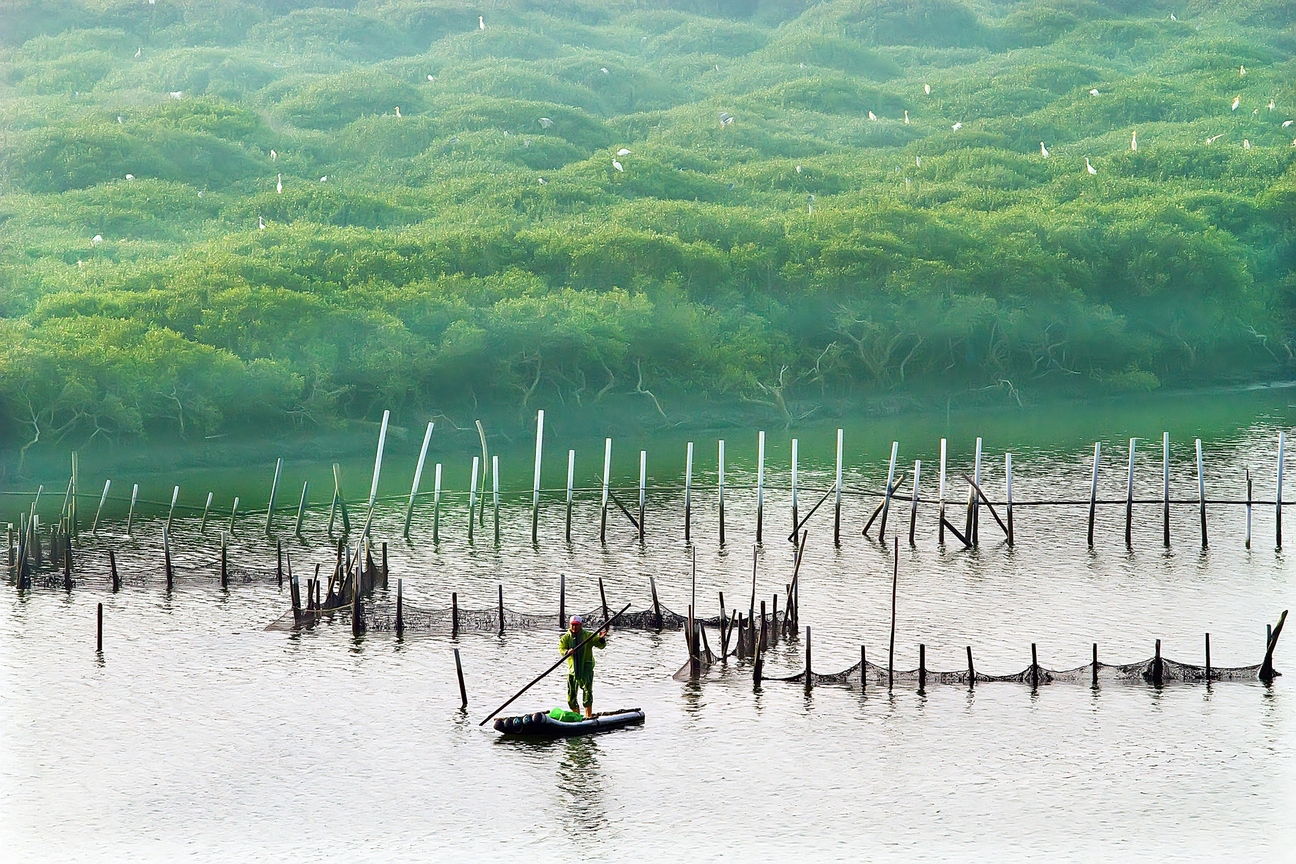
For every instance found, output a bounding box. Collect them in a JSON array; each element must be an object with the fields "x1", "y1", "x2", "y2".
[
  {"x1": 532, "y1": 409, "x2": 544, "y2": 543},
  {"x1": 1005, "y1": 452, "x2": 1013, "y2": 546},
  {"x1": 433, "y1": 463, "x2": 442, "y2": 543},
  {"x1": 834, "y1": 428, "x2": 843, "y2": 545},
  {"x1": 685, "y1": 441, "x2": 694, "y2": 543},
  {"x1": 93, "y1": 479, "x2": 111, "y2": 533},
  {"x1": 565, "y1": 449, "x2": 575, "y2": 542},
  {"x1": 638, "y1": 449, "x2": 647, "y2": 540},
  {"x1": 468, "y1": 456, "x2": 479, "y2": 541},
  {"x1": 878, "y1": 441, "x2": 899, "y2": 539},
  {"x1": 1277, "y1": 431, "x2": 1285, "y2": 548},
  {"x1": 265, "y1": 457, "x2": 282, "y2": 534},
  {"x1": 369, "y1": 410, "x2": 390, "y2": 508},
  {"x1": 938, "y1": 438, "x2": 947, "y2": 543},
  {"x1": 756, "y1": 430, "x2": 765, "y2": 543},
  {"x1": 405, "y1": 421, "x2": 434, "y2": 538},
  {"x1": 1163, "y1": 432, "x2": 1171, "y2": 546},
  {"x1": 600, "y1": 438, "x2": 612, "y2": 541},
  {"x1": 718, "y1": 439, "x2": 726, "y2": 545},
  {"x1": 791, "y1": 438, "x2": 799, "y2": 533},
  {"x1": 1196, "y1": 438, "x2": 1206, "y2": 547}
]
